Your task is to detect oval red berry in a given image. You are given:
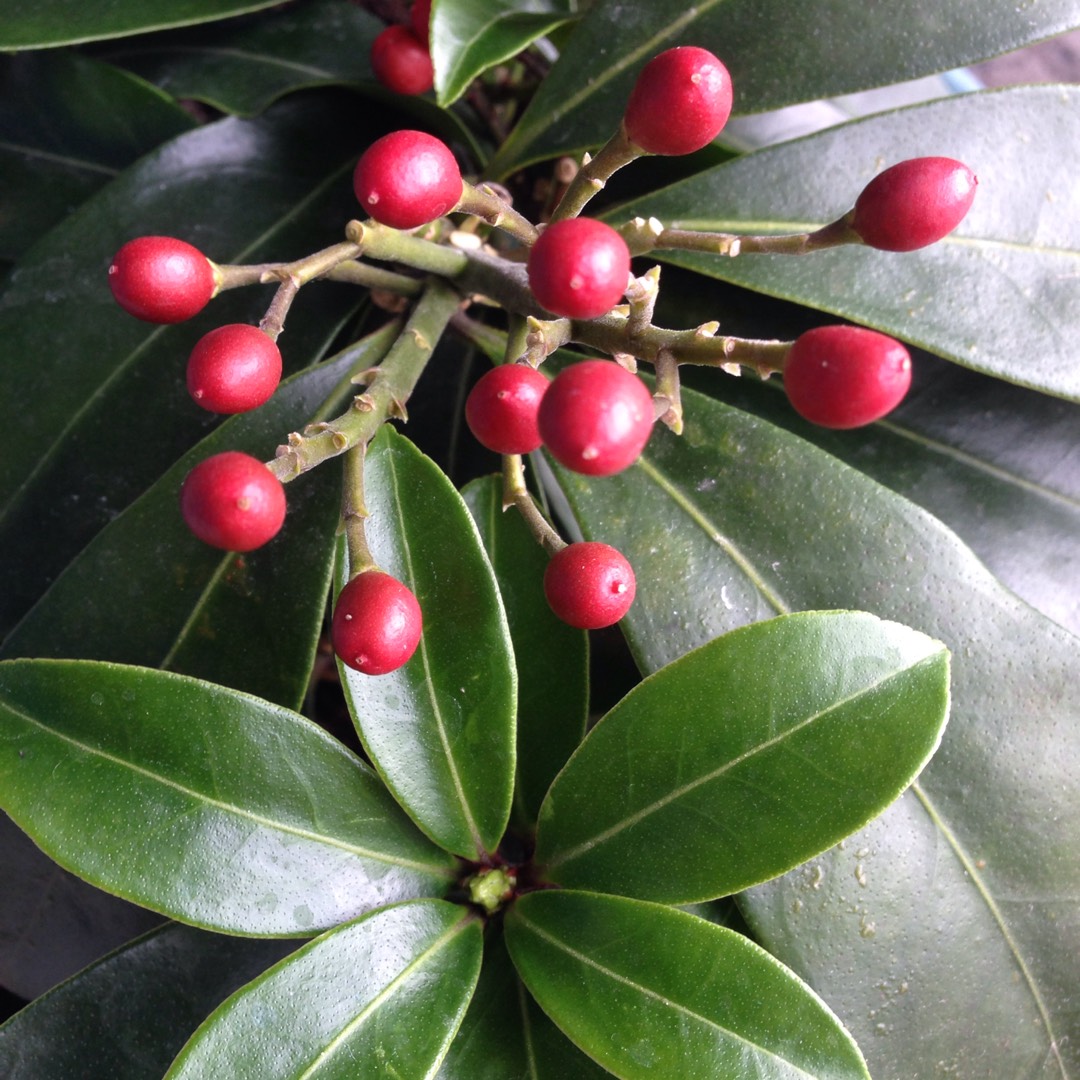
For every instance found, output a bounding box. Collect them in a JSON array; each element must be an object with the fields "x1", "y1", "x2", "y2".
[
  {"x1": 353, "y1": 130, "x2": 463, "y2": 230},
  {"x1": 527, "y1": 218, "x2": 631, "y2": 320},
  {"x1": 624, "y1": 46, "x2": 733, "y2": 156},
  {"x1": 370, "y1": 24, "x2": 434, "y2": 96},
  {"x1": 465, "y1": 364, "x2": 550, "y2": 455},
  {"x1": 180, "y1": 451, "x2": 287, "y2": 551},
  {"x1": 332, "y1": 570, "x2": 423, "y2": 676},
  {"x1": 108, "y1": 236, "x2": 216, "y2": 324},
  {"x1": 783, "y1": 325, "x2": 912, "y2": 429},
  {"x1": 187, "y1": 324, "x2": 283, "y2": 414},
  {"x1": 544, "y1": 542, "x2": 636, "y2": 629},
  {"x1": 852, "y1": 157, "x2": 977, "y2": 252},
  {"x1": 538, "y1": 360, "x2": 653, "y2": 476}
]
